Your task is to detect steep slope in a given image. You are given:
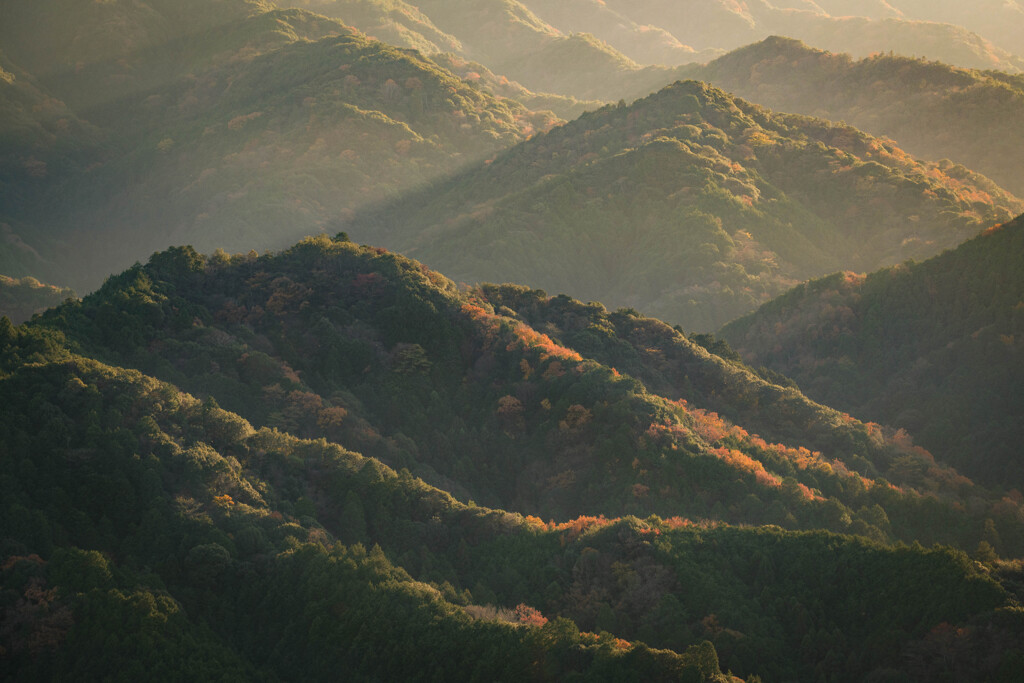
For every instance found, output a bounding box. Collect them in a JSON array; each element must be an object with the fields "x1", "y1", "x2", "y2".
[
  {"x1": 344, "y1": 79, "x2": 1021, "y2": 331},
  {"x1": 0, "y1": 4, "x2": 545, "y2": 292},
  {"x1": 721, "y1": 215, "x2": 1024, "y2": 490},
  {"x1": 0, "y1": 325, "x2": 734, "y2": 681},
  {"x1": 34, "y1": 236, "x2": 1024, "y2": 558},
  {"x1": 8, "y1": 239, "x2": 1024, "y2": 679},
  {"x1": 682, "y1": 36, "x2": 1024, "y2": 197}
]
